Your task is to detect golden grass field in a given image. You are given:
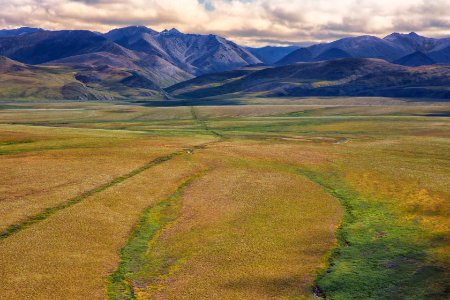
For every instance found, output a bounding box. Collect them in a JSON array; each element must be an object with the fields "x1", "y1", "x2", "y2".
[{"x1": 0, "y1": 97, "x2": 449, "y2": 299}]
